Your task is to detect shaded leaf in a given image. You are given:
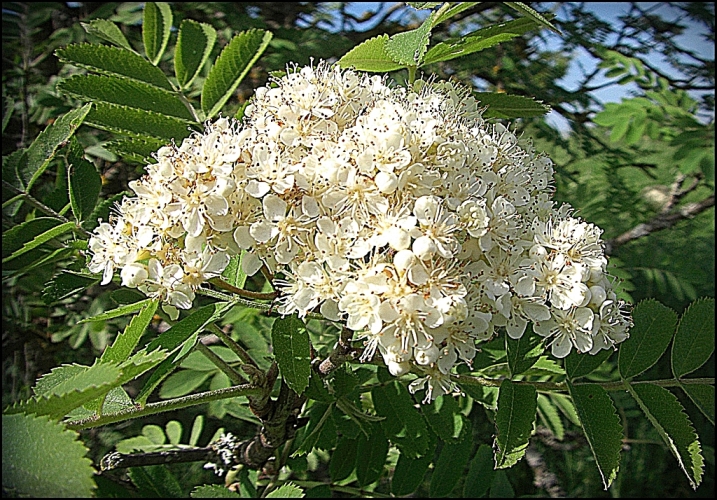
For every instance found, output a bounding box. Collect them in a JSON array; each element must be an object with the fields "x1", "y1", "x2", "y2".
[
  {"x1": 537, "y1": 393, "x2": 565, "y2": 441},
  {"x1": 56, "y1": 44, "x2": 172, "y2": 90},
  {"x1": 67, "y1": 137, "x2": 102, "y2": 222},
  {"x1": 58, "y1": 74, "x2": 195, "y2": 120},
  {"x1": 475, "y1": 92, "x2": 550, "y2": 118},
  {"x1": 2, "y1": 221, "x2": 75, "y2": 264},
  {"x1": 422, "y1": 394, "x2": 469, "y2": 443},
  {"x1": 680, "y1": 384, "x2": 715, "y2": 425},
  {"x1": 356, "y1": 423, "x2": 389, "y2": 486},
  {"x1": 629, "y1": 383, "x2": 704, "y2": 489},
  {"x1": 567, "y1": 381, "x2": 622, "y2": 489},
  {"x1": 266, "y1": 483, "x2": 304, "y2": 498},
  {"x1": 464, "y1": 444, "x2": 495, "y2": 498},
  {"x1": 271, "y1": 315, "x2": 311, "y2": 395},
  {"x1": 564, "y1": 348, "x2": 612, "y2": 380},
  {"x1": 160, "y1": 369, "x2": 213, "y2": 399},
  {"x1": 129, "y1": 465, "x2": 183, "y2": 498},
  {"x1": 494, "y1": 380, "x2": 536, "y2": 468},
  {"x1": 175, "y1": 19, "x2": 217, "y2": 89},
  {"x1": 506, "y1": 324, "x2": 543, "y2": 376},
  {"x1": 619, "y1": 299, "x2": 677, "y2": 379},
  {"x1": 372, "y1": 380, "x2": 429, "y2": 458},
  {"x1": 424, "y1": 32, "x2": 519, "y2": 66},
  {"x1": 430, "y1": 421, "x2": 475, "y2": 497},
  {"x1": 329, "y1": 437, "x2": 357, "y2": 482},
  {"x1": 85, "y1": 102, "x2": 194, "y2": 141},
  {"x1": 202, "y1": 29, "x2": 272, "y2": 119},
  {"x1": 337, "y1": 35, "x2": 404, "y2": 73},
  {"x1": 671, "y1": 298, "x2": 715, "y2": 378},
  {"x1": 391, "y1": 435, "x2": 436, "y2": 496},
  {"x1": 2, "y1": 414, "x2": 96, "y2": 497},
  {"x1": 191, "y1": 485, "x2": 241, "y2": 498},
  {"x1": 505, "y1": 2, "x2": 560, "y2": 33},
  {"x1": 432, "y1": 2, "x2": 479, "y2": 27},
  {"x1": 81, "y1": 19, "x2": 132, "y2": 51},
  {"x1": 42, "y1": 271, "x2": 100, "y2": 304},
  {"x1": 105, "y1": 136, "x2": 167, "y2": 164},
  {"x1": 143, "y1": 2, "x2": 173, "y2": 65},
  {"x1": 79, "y1": 298, "x2": 156, "y2": 324}
]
